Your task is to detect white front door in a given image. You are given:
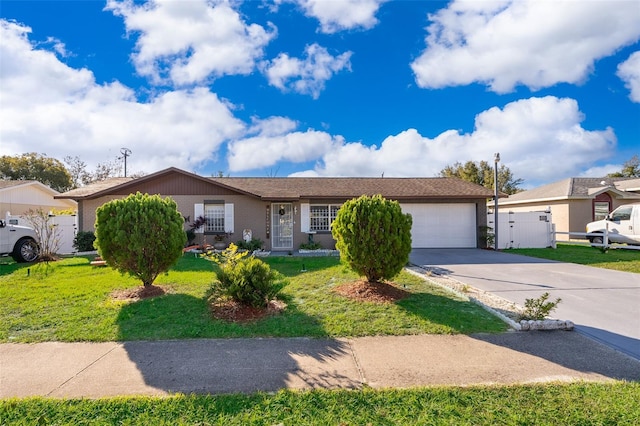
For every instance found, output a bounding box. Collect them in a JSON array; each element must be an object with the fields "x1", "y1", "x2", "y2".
[{"x1": 272, "y1": 203, "x2": 294, "y2": 250}]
